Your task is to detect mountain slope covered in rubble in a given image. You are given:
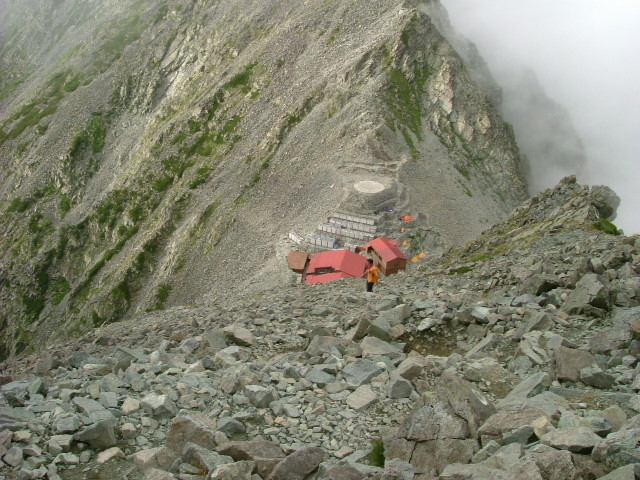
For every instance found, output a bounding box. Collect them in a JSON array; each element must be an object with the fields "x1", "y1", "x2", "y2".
[
  {"x1": 0, "y1": 0, "x2": 531, "y2": 358},
  {"x1": 0, "y1": 178, "x2": 637, "y2": 480}
]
